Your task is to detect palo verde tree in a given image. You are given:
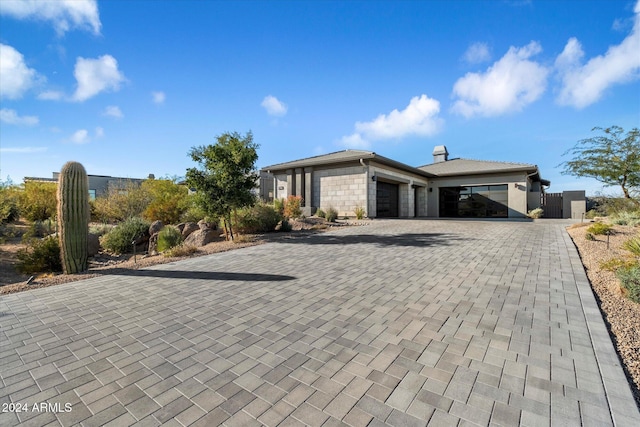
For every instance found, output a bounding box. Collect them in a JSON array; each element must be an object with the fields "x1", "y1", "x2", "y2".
[
  {"x1": 186, "y1": 131, "x2": 259, "y2": 240},
  {"x1": 561, "y1": 126, "x2": 640, "y2": 199}
]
